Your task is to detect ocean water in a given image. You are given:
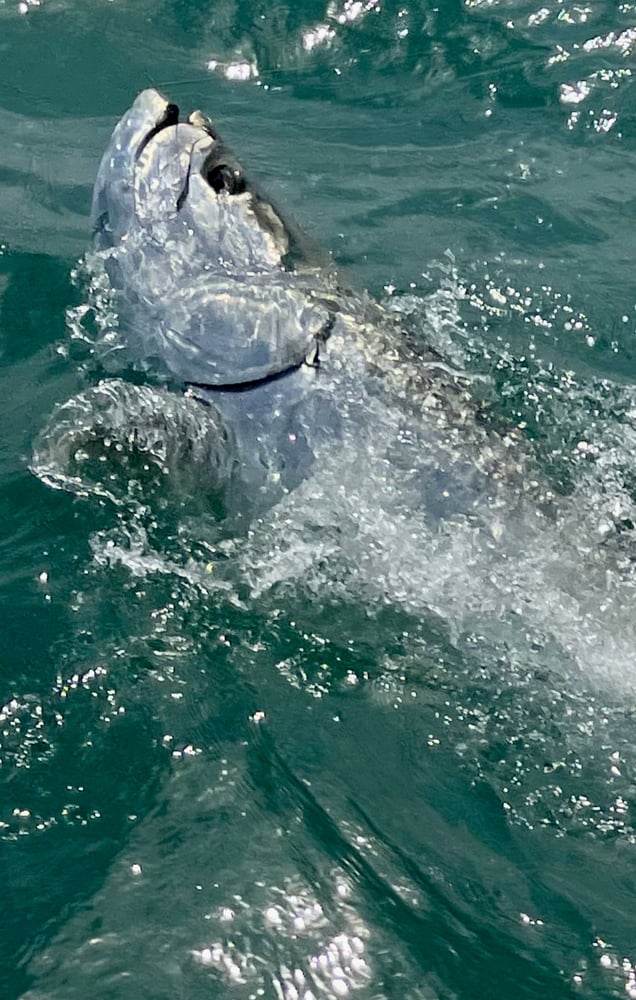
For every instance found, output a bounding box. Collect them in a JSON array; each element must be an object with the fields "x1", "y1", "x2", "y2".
[{"x1": 3, "y1": 1, "x2": 636, "y2": 997}]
